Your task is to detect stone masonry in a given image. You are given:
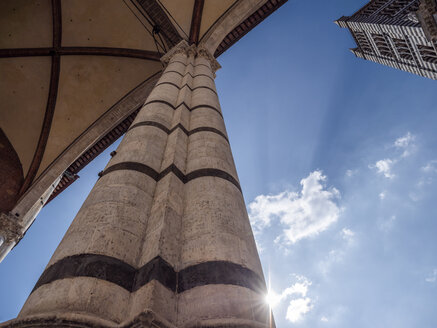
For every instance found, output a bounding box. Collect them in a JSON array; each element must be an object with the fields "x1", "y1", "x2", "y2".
[{"x1": 1, "y1": 41, "x2": 271, "y2": 328}]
